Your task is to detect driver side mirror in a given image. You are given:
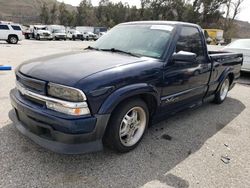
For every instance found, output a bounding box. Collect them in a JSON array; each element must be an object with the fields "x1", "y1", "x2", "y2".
[{"x1": 172, "y1": 51, "x2": 197, "y2": 64}]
